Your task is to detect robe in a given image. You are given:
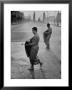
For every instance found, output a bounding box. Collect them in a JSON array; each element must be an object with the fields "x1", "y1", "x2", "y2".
[
  {"x1": 43, "y1": 27, "x2": 52, "y2": 47},
  {"x1": 25, "y1": 33, "x2": 40, "y2": 65}
]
